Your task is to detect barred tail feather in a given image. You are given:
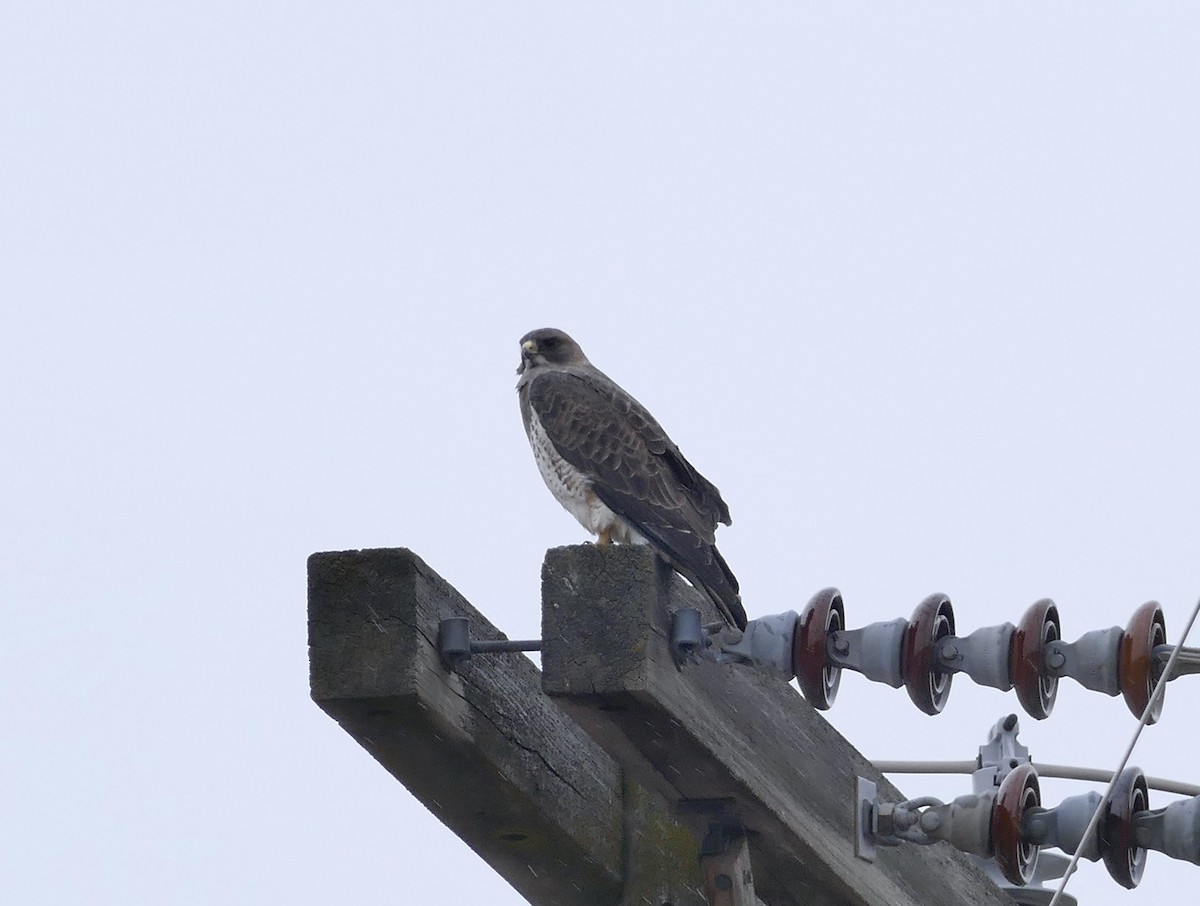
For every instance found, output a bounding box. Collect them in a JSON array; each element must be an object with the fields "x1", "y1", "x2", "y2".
[{"x1": 633, "y1": 520, "x2": 747, "y2": 630}]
